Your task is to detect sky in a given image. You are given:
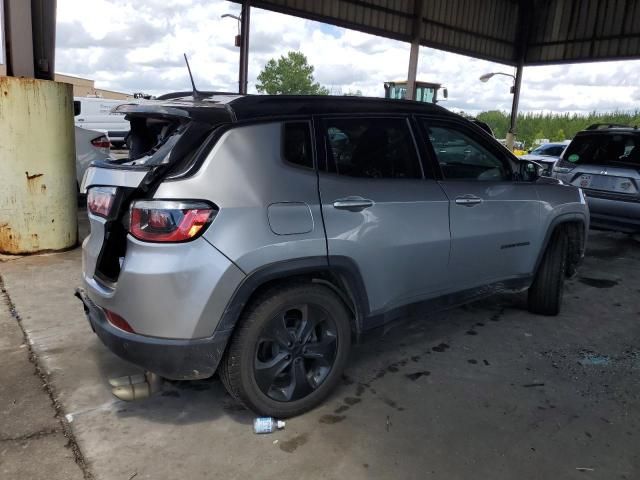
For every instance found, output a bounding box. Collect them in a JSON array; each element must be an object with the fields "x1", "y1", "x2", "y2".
[{"x1": 46, "y1": 0, "x2": 640, "y2": 114}]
